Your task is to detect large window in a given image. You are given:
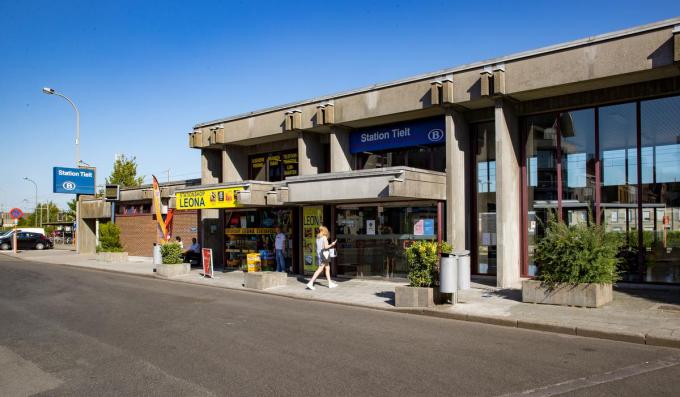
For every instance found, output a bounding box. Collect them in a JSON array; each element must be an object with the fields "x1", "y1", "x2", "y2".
[
  {"x1": 355, "y1": 145, "x2": 445, "y2": 172},
  {"x1": 335, "y1": 203, "x2": 441, "y2": 279},
  {"x1": 523, "y1": 95, "x2": 680, "y2": 283},
  {"x1": 249, "y1": 150, "x2": 298, "y2": 182},
  {"x1": 473, "y1": 122, "x2": 496, "y2": 275},
  {"x1": 640, "y1": 96, "x2": 680, "y2": 283}
]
